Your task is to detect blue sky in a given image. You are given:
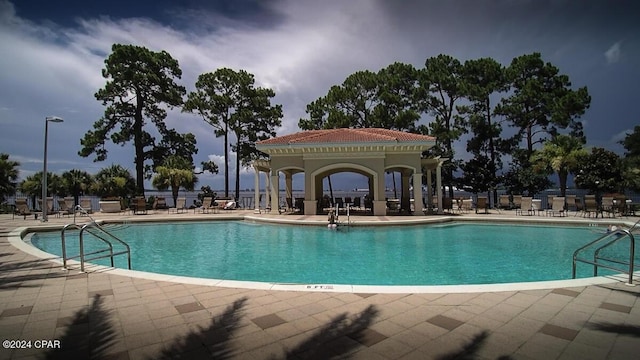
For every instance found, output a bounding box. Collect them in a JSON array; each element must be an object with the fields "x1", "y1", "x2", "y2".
[{"x1": 0, "y1": 0, "x2": 638, "y2": 191}]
